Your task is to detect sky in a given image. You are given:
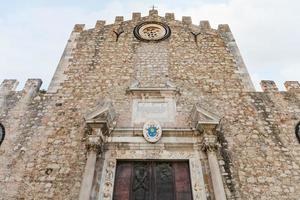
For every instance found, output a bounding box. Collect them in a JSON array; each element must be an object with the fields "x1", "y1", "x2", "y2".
[{"x1": 0, "y1": 0, "x2": 299, "y2": 91}]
